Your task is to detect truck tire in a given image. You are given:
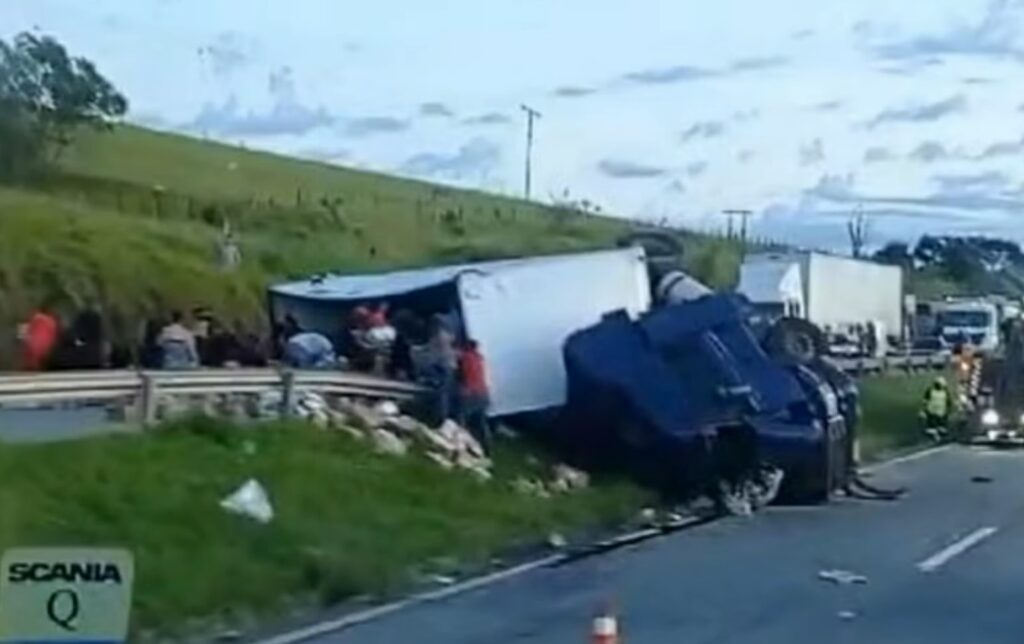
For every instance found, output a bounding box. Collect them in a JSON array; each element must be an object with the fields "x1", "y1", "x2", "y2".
[{"x1": 765, "y1": 317, "x2": 828, "y2": 365}]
